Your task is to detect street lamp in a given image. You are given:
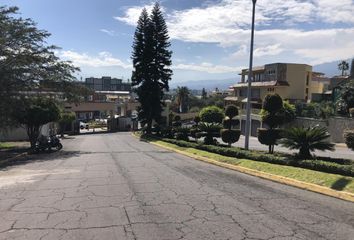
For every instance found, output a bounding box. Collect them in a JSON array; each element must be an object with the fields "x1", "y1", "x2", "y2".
[{"x1": 244, "y1": 0, "x2": 257, "y2": 150}]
